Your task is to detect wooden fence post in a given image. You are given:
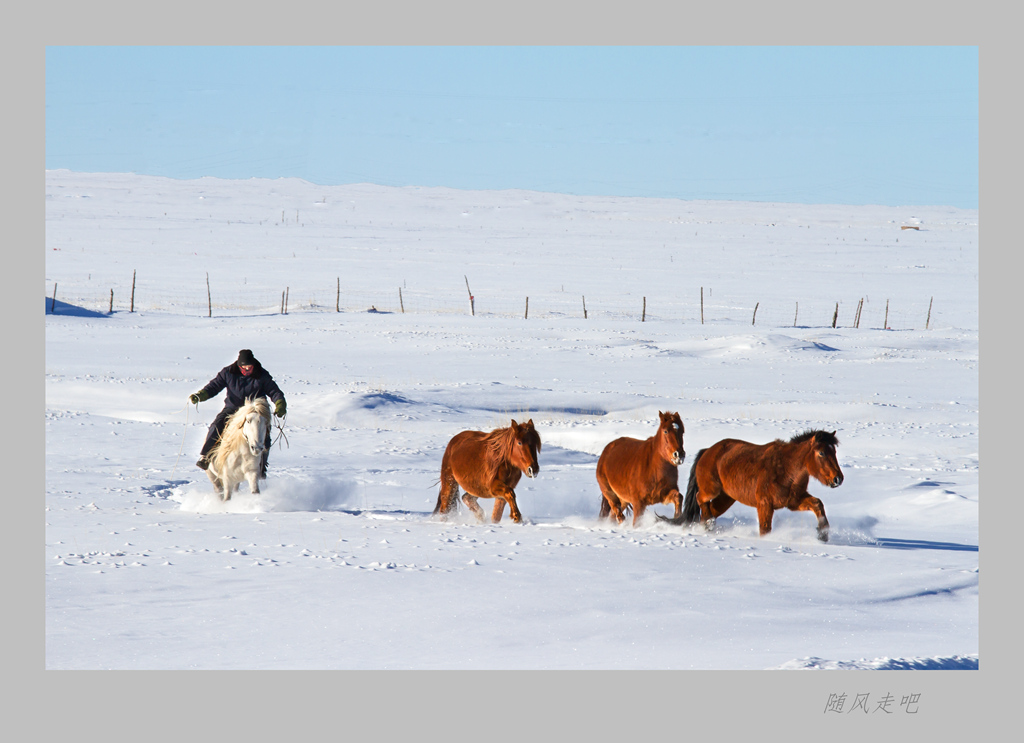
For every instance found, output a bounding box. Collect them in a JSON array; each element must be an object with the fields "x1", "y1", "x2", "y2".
[
  {"x1": 700, "y1": 287, "x2": 704, "y2": 325},
  {"x1": 832, "y1": 302, "x2": 838, "y2": 328},
  {"x1": 926, "y1": 296, "x2": 933, "y2": 329},
  {"x1": 109, "y1": 289, "x2": 114, "y2": 314},
  {"x1": 525, "y1": 296, "x2": 529, "y2": 319},
  {"x1": 206, "y1": 273, "x2": 212, "y2": 318},
  {"x1": 280, "y1": 291, "x2": 285, "y2": 314},
  {"x1": 50, "y1": 283, "x2": 57, "y2": 314},
  {"x1": 130, "y1": 269, "x2": 136, "y2": 313},
  {"x1": 752, "y1": 302, "x2": 759, "y2": 326},
  {"x1": 336, "y1": 278, "x2": 340, "y2": 312},
  {"x1": 793, "y1": 301, "x2": 798, "y2": 327},
  {"x1": 399, "y1": 287, "x2": 405, "y2": 313},
  {"x1": 285, "y1": 287, "x2": 289, "y2": 314},
  {"x1": 884, "y1": 299, "x2": 890, "y2": 330},
  {"x1": 582, "y1": 295, "x2": 588, "y2": 319},
  {"x1": 464, "y1": 275, "x2": 475, "y2": 316},
  {"x1": 642, "y1": 297, "x2": 646, "y2": 322}
]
